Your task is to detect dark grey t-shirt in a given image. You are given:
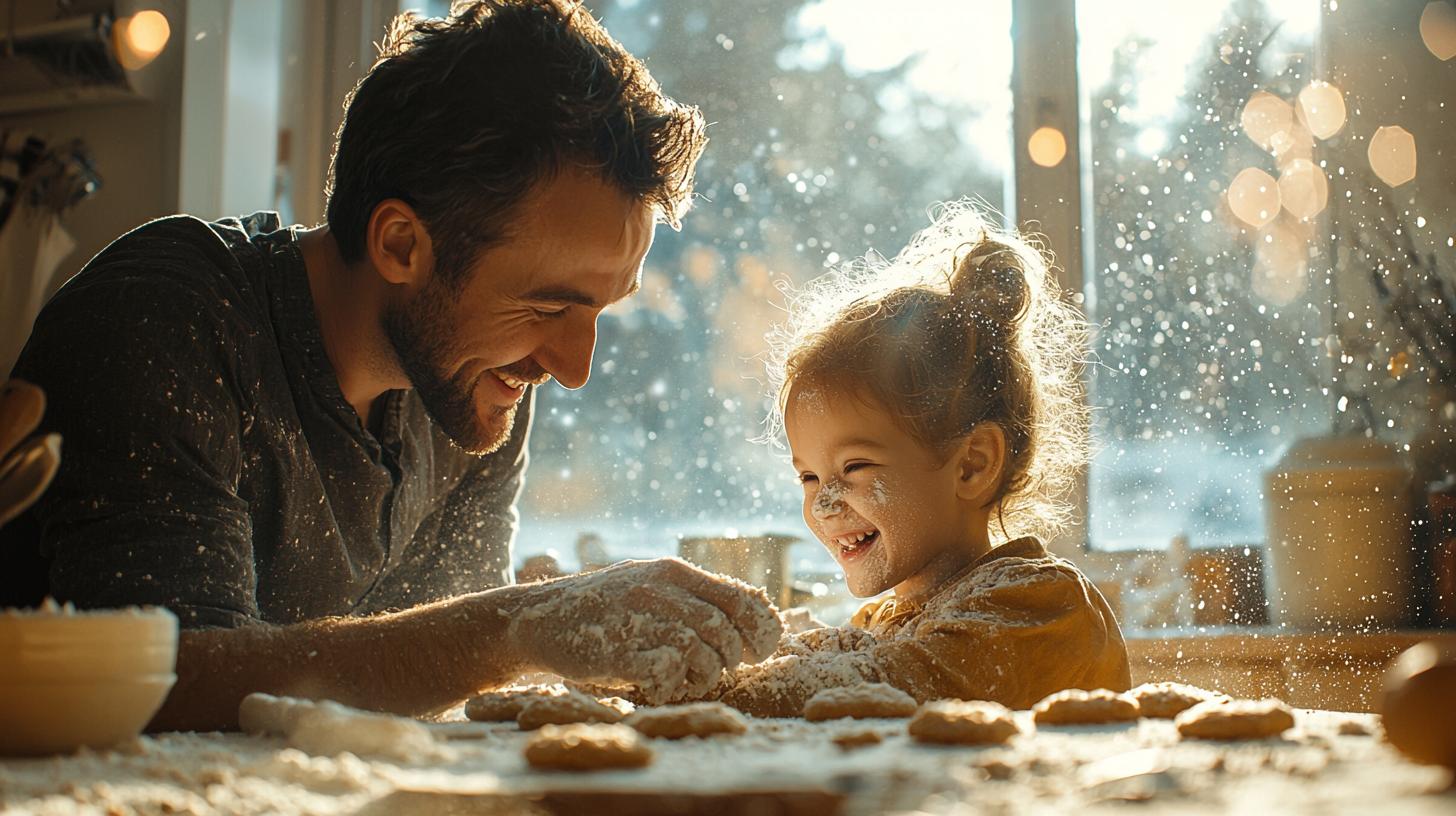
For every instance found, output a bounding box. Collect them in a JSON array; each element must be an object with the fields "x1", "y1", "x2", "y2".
[{"x1": 0, "y1": 212, "x2": 530, "y2": 627}]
